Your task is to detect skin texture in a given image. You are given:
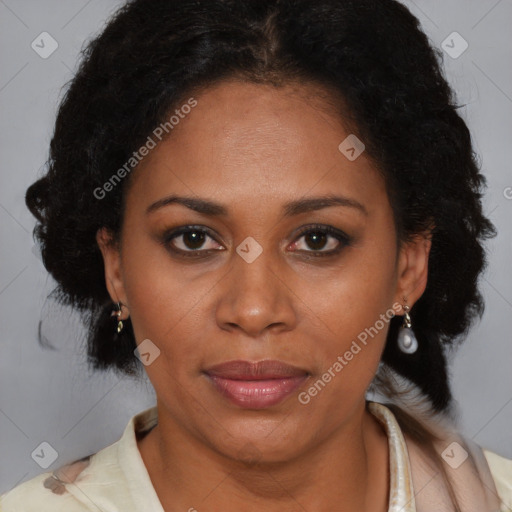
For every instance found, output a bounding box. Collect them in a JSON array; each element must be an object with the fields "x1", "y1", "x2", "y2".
[{"x1": 96, "y1": 80, "x2": 432, "y2": 511}]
